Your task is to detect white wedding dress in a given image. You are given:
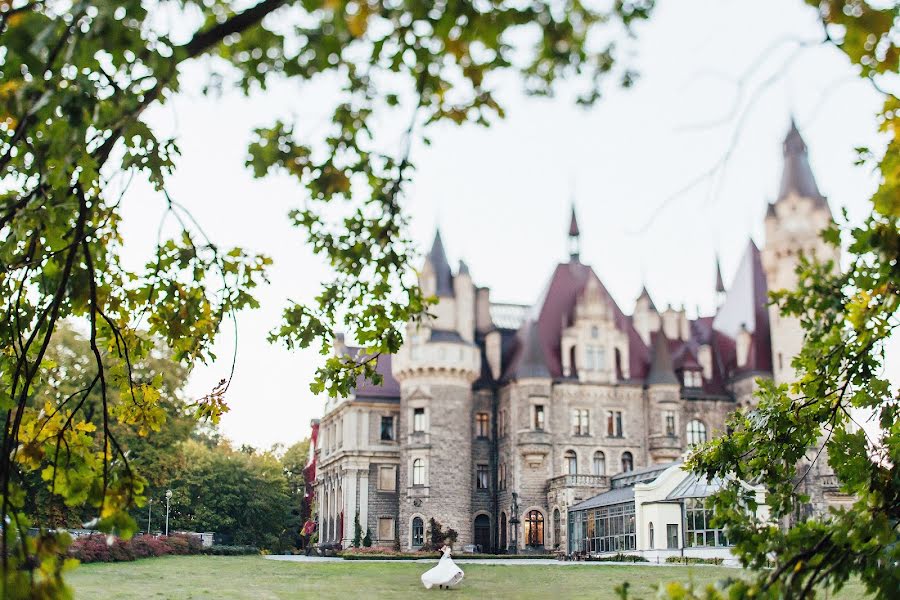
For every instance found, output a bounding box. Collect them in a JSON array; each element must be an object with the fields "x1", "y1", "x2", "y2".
[{"x1": 421, "y1": 546, "x2": 464, "y2": 589}]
